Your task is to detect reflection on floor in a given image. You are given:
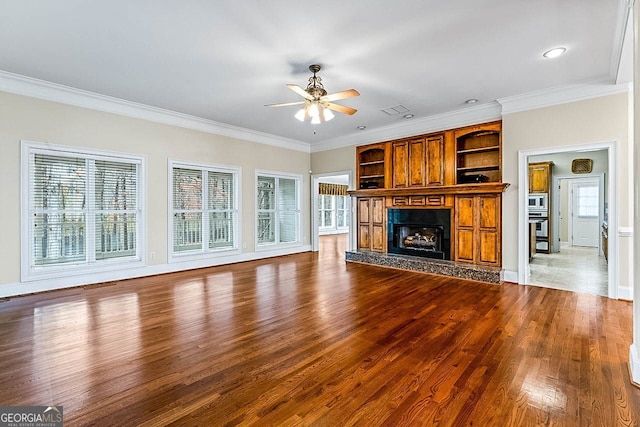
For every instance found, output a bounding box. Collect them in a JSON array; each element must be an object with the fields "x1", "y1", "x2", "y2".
[
  {"x1": 319, "y1": 233, "x2": 348, "y2": 258},
  {"x1": 529, "y1": 243, "x2": 608, "y2": 296}
]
